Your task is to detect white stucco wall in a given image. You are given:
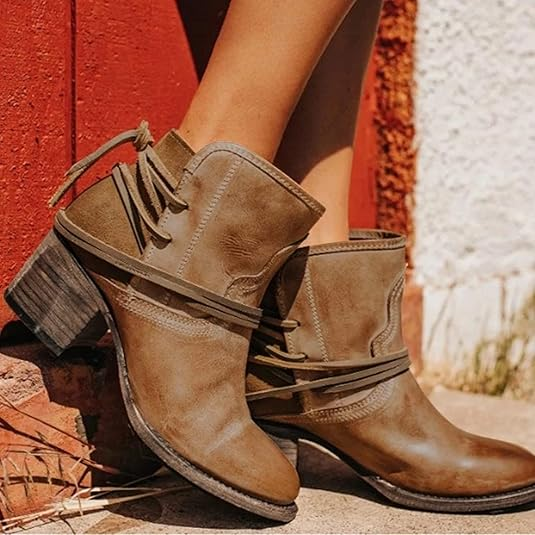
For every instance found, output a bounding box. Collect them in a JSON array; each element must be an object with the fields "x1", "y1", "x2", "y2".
[{"x1": 413, "y1": 0, "x2": 535, "y2": 395}]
